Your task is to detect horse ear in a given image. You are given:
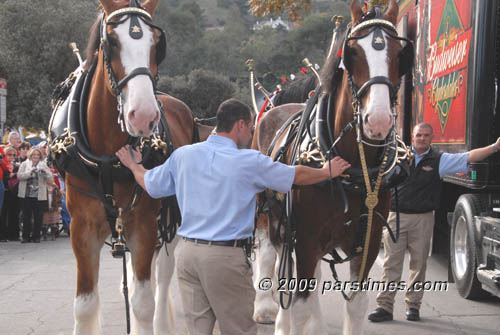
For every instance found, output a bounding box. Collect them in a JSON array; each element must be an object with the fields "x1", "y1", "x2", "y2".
[
  {"x1": 398, "y1": 41, "x2": 414, "y2": 77},
  {"x1": 350, "y1": 0, "x2": 364, "y2": 24},
  {"x1": 142, "y1": 0, "x2": 160, "y2": 15},
  {"x1": 99, "y1": 0, "x2": 123, "y2": 16},
  {"x1": 384, "y1": 0, "x2": 399, "y2": 25}
]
